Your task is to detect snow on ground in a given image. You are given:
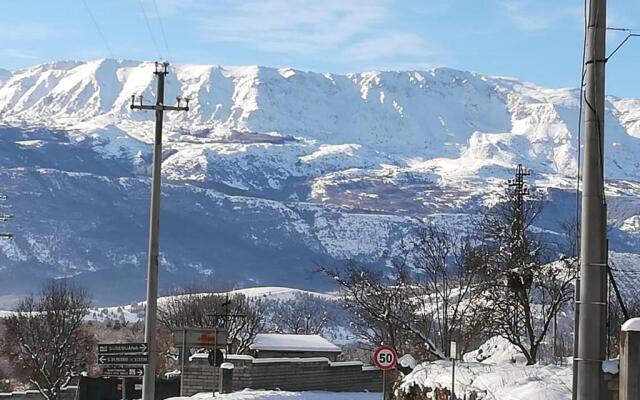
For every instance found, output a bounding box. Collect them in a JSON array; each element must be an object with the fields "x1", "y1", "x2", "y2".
[
  {"x1": 399, "y1": 360, "x2": 573, "y2": 400},
  {"x1": 463, "y1": 336, "x2": 528, "y2": 364},
  {"x1": 228, "y1": 287, "x2": 335, "y2": 301},
  {"x1": 75, "y1": 286, "x2": 337, "y2": 324},
  {"x1": 166, "y1": 390, "x2": 379, "y2": 400},
  {"x1": 399, "y1": 336, "x2": 573, "y2": 399}
]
